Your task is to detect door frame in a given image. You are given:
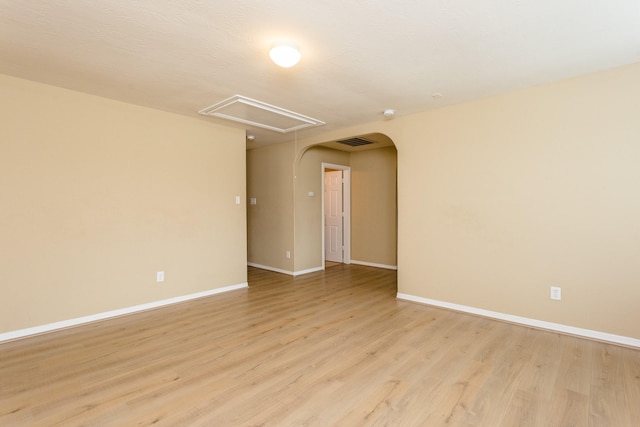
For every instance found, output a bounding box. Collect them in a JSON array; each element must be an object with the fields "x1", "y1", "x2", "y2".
[{"x1": 322, "y1": 163, "x2": 351, "y2": 266}]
